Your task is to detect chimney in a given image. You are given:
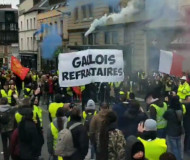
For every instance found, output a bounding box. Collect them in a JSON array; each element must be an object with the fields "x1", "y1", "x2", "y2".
[{"x1": 0, "y1": 4, "x2": 12, "y2": 8}]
